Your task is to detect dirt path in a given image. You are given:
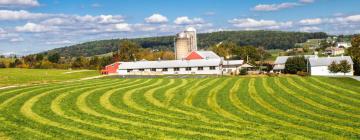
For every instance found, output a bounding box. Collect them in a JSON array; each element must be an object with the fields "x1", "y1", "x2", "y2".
[{"x1": 351, "y1": 76, "x2": 360, "y2": 81}]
